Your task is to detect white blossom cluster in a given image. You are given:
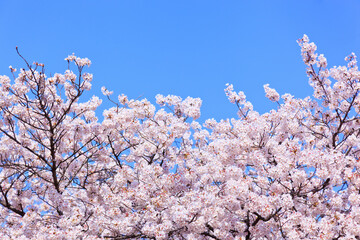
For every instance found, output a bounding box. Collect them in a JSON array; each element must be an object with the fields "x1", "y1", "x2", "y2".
[
  {"x1": 0, "y1": 37, "x2": 360, "y2": 239},
  {"x1": 263, "y1": 84, "x2": 280, "y2": 102}
]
